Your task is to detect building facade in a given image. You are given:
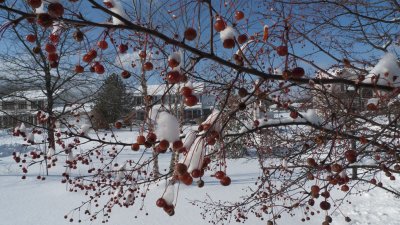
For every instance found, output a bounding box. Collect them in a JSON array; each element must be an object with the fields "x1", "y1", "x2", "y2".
[
  {"x1": 0, "y1": 90, "x2": 49, "y2": 128},
  {"x1": 130, "y1": 83, "x2": 215, "y2": 123}
]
